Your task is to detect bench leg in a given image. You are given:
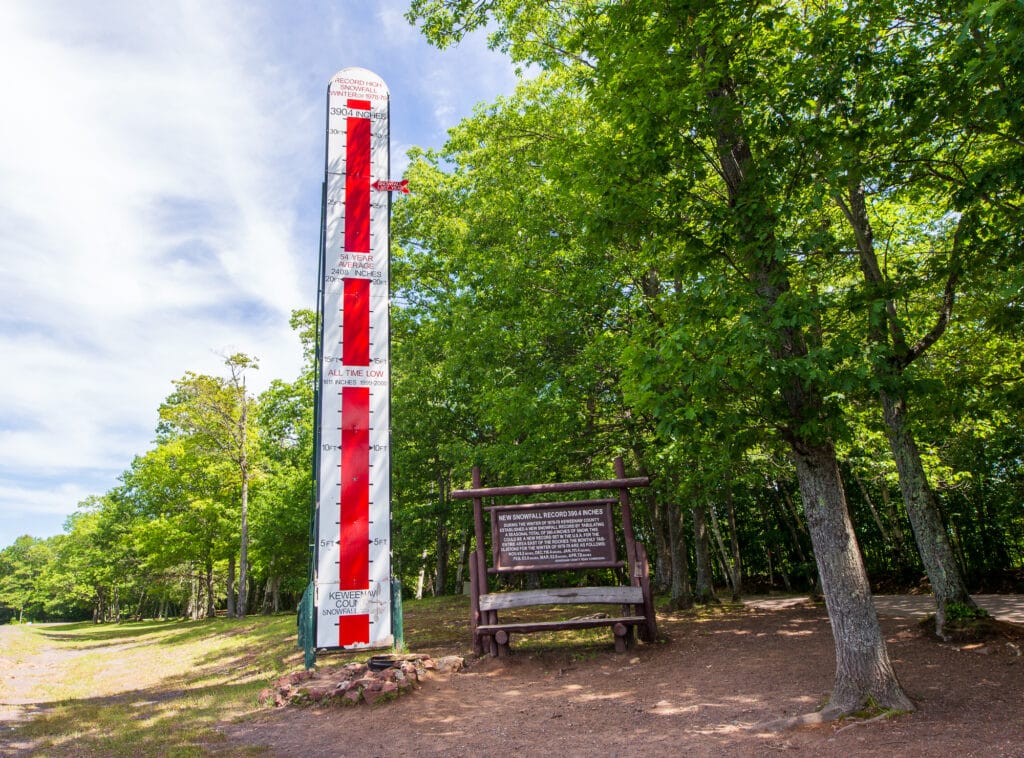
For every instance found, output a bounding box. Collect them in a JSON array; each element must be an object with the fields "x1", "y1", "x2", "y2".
[
  {"x1": 470, "y1": 559, "x2": 483, "y2": 656},
  {"x1": 636, "y1": 543, "x2": 658, "y2": 643},
  {"x1": 613, "y1": 622, "x2": 628, "y2": 653},
  {"x1": 621, "y1": 604, "x2": 637, "y2": 648},
  {"x1": 495, "y1": 629, "x2": 511, "y2": 657},
  {"x1": 485, "y1": 610, "x2": 501, "y2": 655}
]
